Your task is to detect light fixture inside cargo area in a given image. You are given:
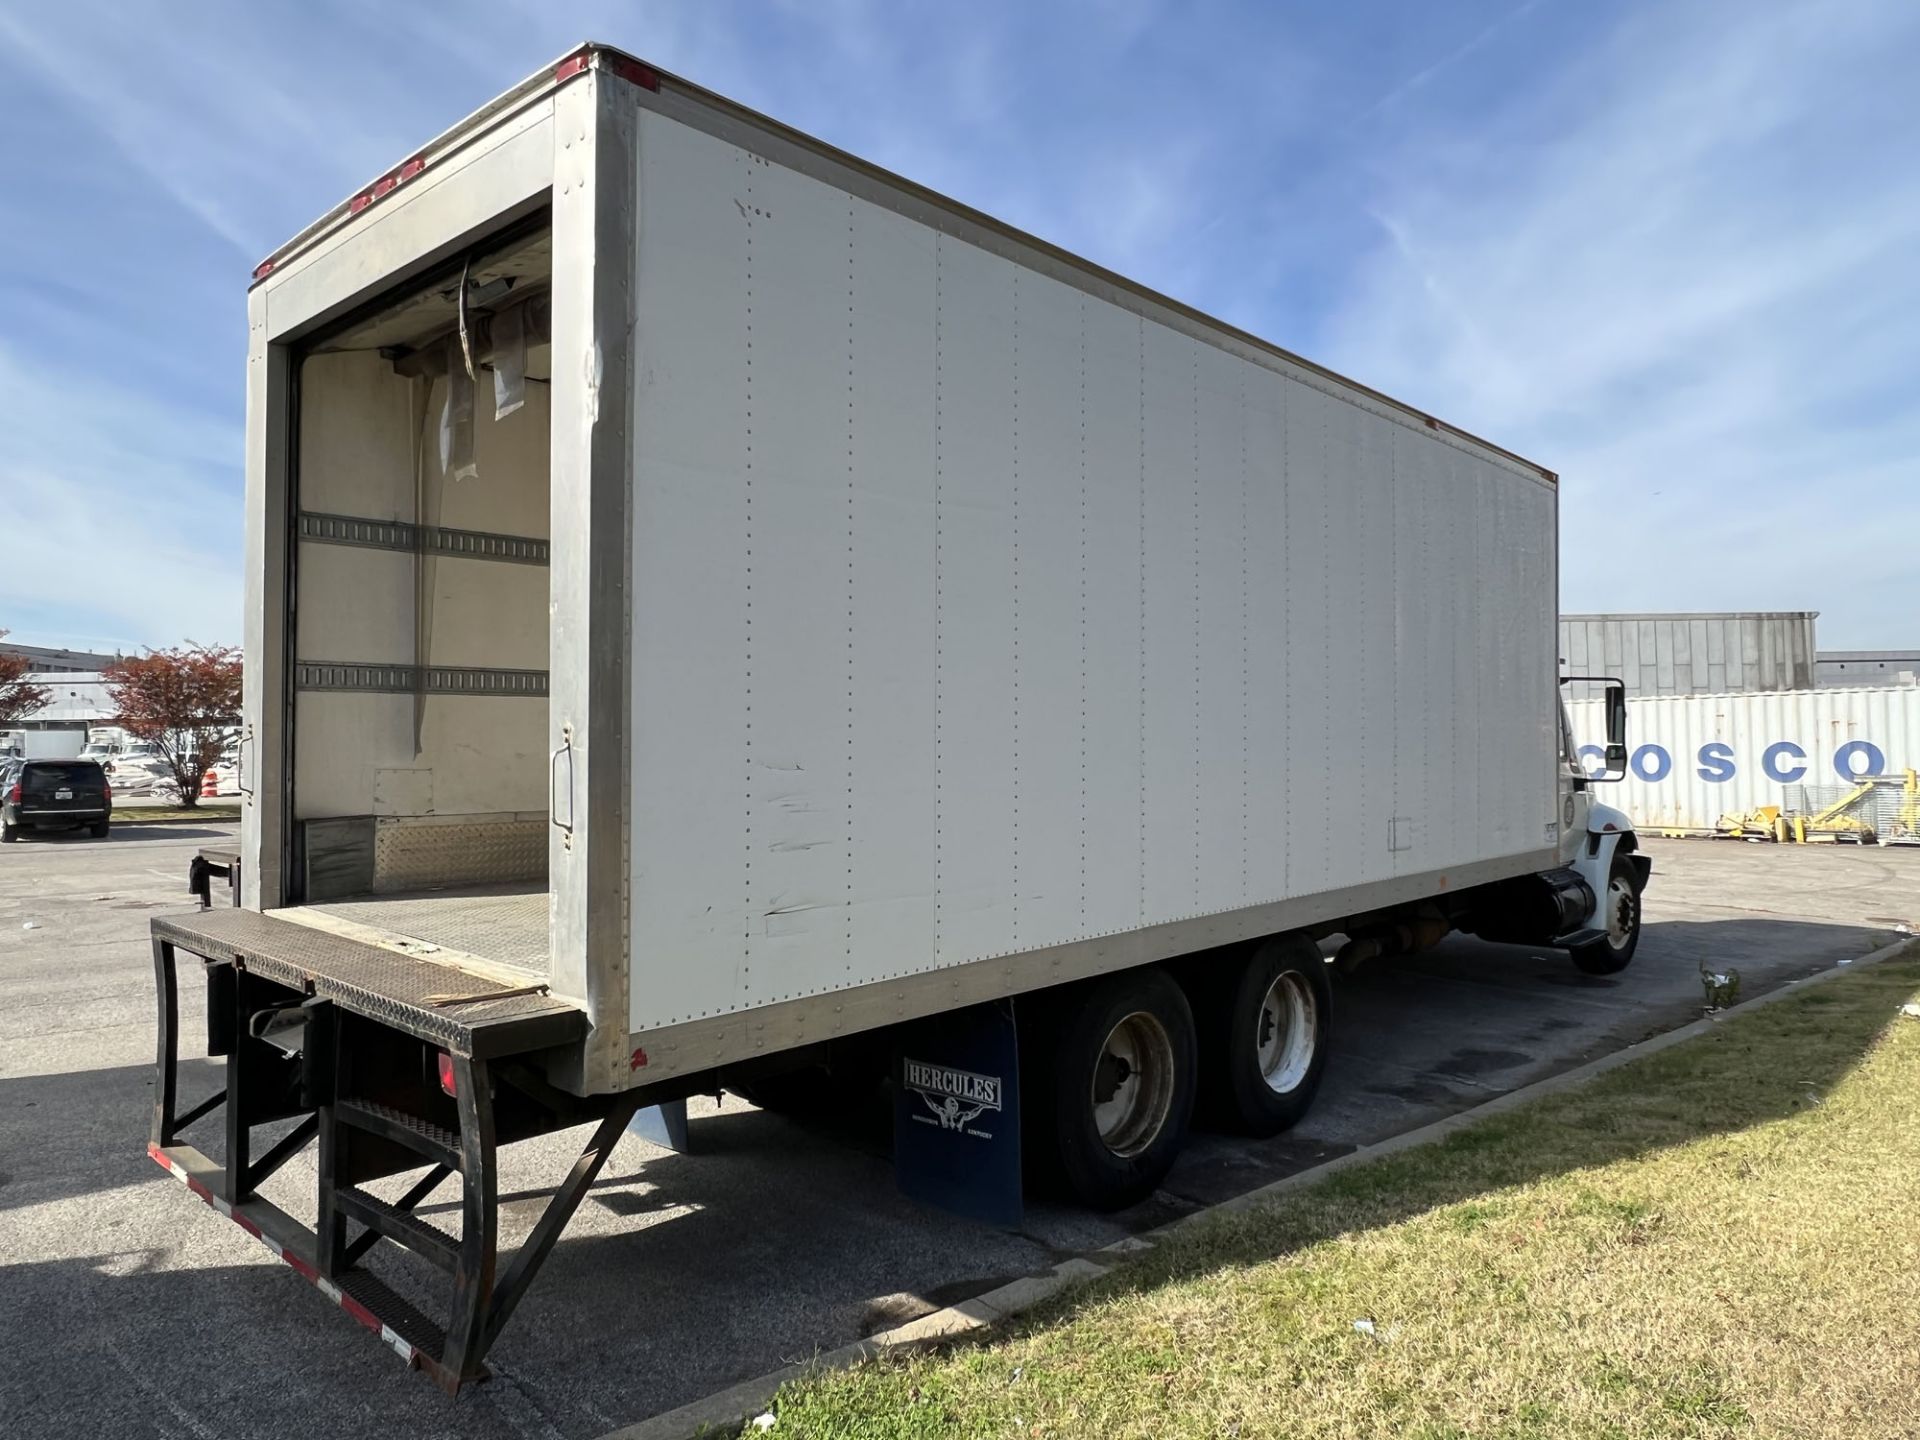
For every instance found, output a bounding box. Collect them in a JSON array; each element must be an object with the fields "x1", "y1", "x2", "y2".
[{"x1": 442, "y1": 275, "x2": 517, "y2": 310}]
